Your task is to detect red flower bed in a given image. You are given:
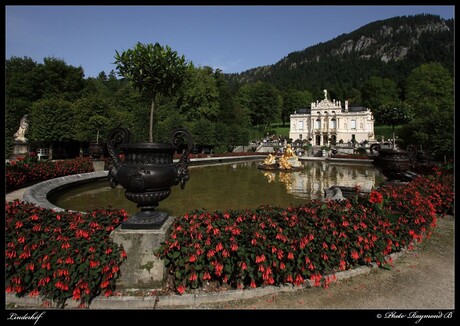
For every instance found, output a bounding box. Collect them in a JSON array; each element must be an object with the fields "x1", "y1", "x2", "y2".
[
  {"x1": 6, "y1": 157, "x2": 94, "y2": 191},
  {"x1": 5, "y1": 200, "x2": 128, "y2": 308},
  {"x1": 156, "y1": 172, "x2": 452, "y2": 294}
]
